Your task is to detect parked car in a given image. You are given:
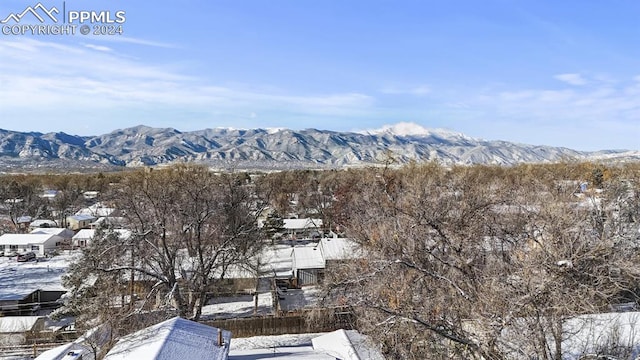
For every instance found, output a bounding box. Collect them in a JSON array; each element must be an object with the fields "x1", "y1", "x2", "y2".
[{"x1": 17, "y1": 251, "x2": 36, "y2": 262}]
